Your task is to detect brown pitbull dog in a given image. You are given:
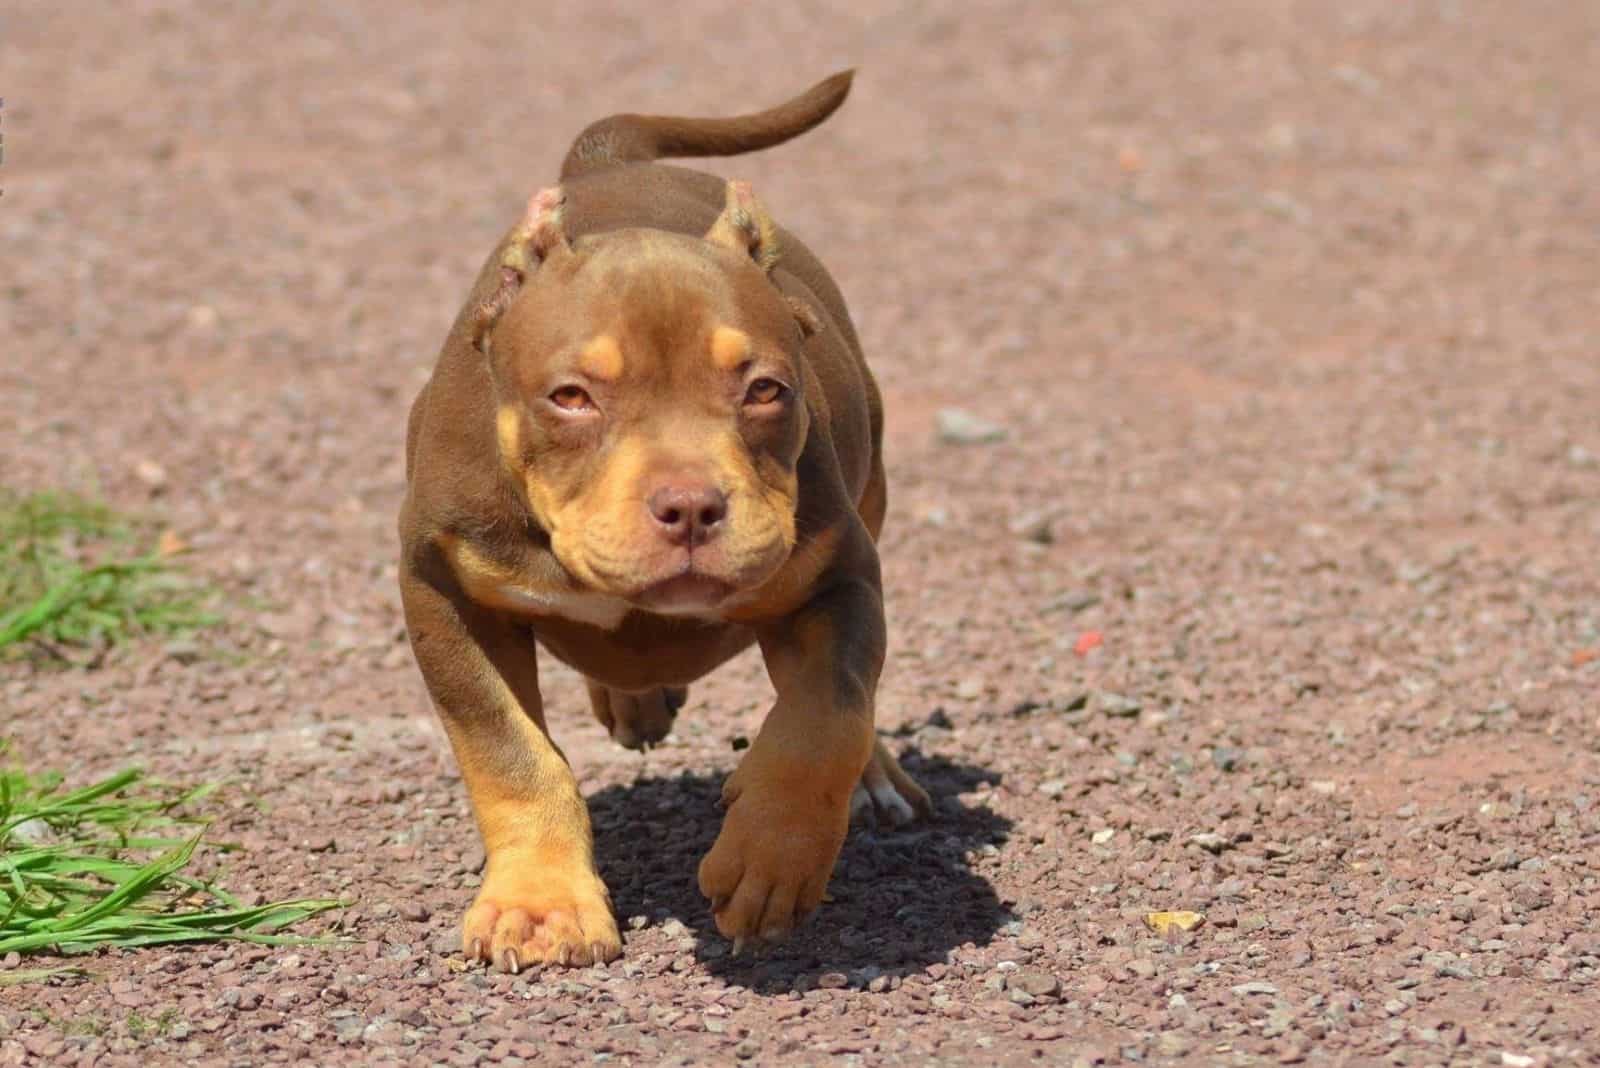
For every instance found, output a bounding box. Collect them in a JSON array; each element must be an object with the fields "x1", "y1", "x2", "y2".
[{"x1": 398, "y1": 71, "x2": 929, "y2": 972}]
